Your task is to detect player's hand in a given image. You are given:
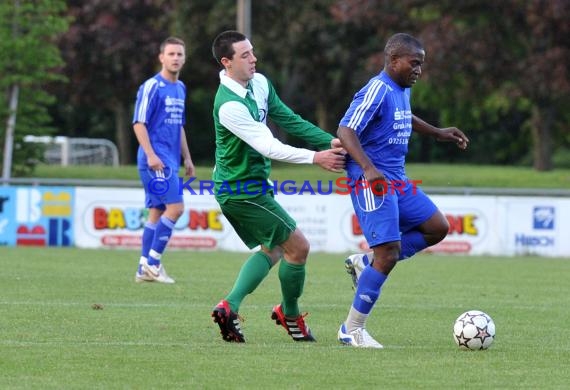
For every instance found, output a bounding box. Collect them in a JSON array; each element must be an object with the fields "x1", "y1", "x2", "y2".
[
  {"x1": 363, "y1": 167, "x2": 386, "y2": 195},
  {"x1": 183, "y1": 157, "x2": 195, "y2": 177},
  {"x1": 147, "y1": 154, "x2": 165, "y2": 171},
  {"x1": 314, "y1": 148, "x2": 346, "y2": 173},
  {"x1": 330, "y1": 138, "x2": 346, "y2": 154},
  {"x1": 436, "y1": 127, "x2": 469, "y2": 150}
]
